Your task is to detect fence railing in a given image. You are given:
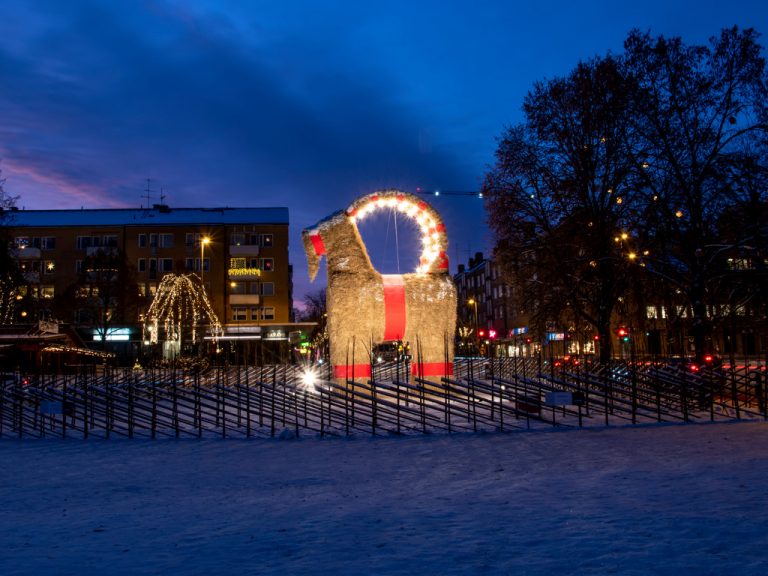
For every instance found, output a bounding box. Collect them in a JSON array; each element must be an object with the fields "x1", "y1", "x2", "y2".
[{"x1": 1, "y1": 358, "x2": 765, "y2": 439}]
